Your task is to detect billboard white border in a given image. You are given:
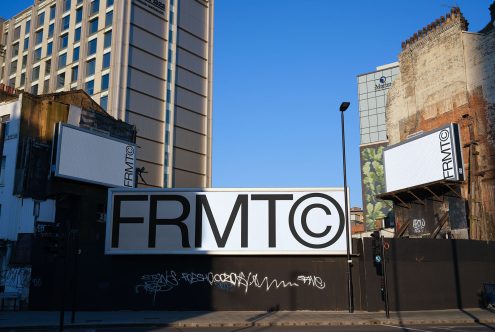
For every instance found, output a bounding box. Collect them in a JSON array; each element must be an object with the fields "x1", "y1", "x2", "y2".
[
  {"x1": 105, "y1": 187, "x2": 352, "y2": 256},
  {"x1": 383, "y1": 123, "x2": 464, "y2": 193},
  {"x1": 52, "y1": 122, "x2": 137, "y2": 188}
]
